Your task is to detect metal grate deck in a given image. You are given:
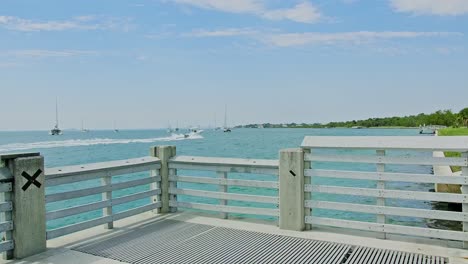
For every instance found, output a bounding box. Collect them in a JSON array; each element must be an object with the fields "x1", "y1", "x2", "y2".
[{"x1": 73, "y1": 220, "x2": 447, "y2": 264}]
